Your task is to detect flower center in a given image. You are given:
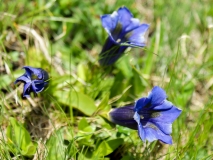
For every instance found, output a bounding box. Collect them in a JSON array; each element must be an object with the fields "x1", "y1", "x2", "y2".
[
  {"x1": 31, "y1": 74, "x2": 39, "y2": 80},
  {"x1": 116, "y1": 38, "x2": 121, "y2": 43},
  {"x1": 151, "y1": 112, "x2": 161, "y2": 118},
  {"x1": 112, "y1": 23, "x2": 123, "y2": 41}
]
